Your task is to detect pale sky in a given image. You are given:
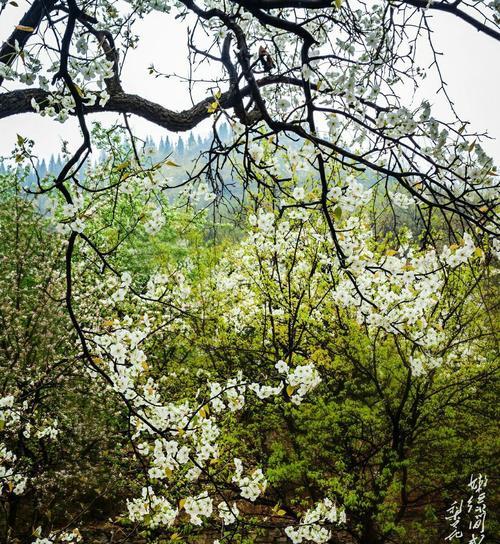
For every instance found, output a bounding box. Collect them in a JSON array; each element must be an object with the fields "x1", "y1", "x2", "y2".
[{"x1": 0, "y1": 2, "x2": 499, "y2": 161}]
